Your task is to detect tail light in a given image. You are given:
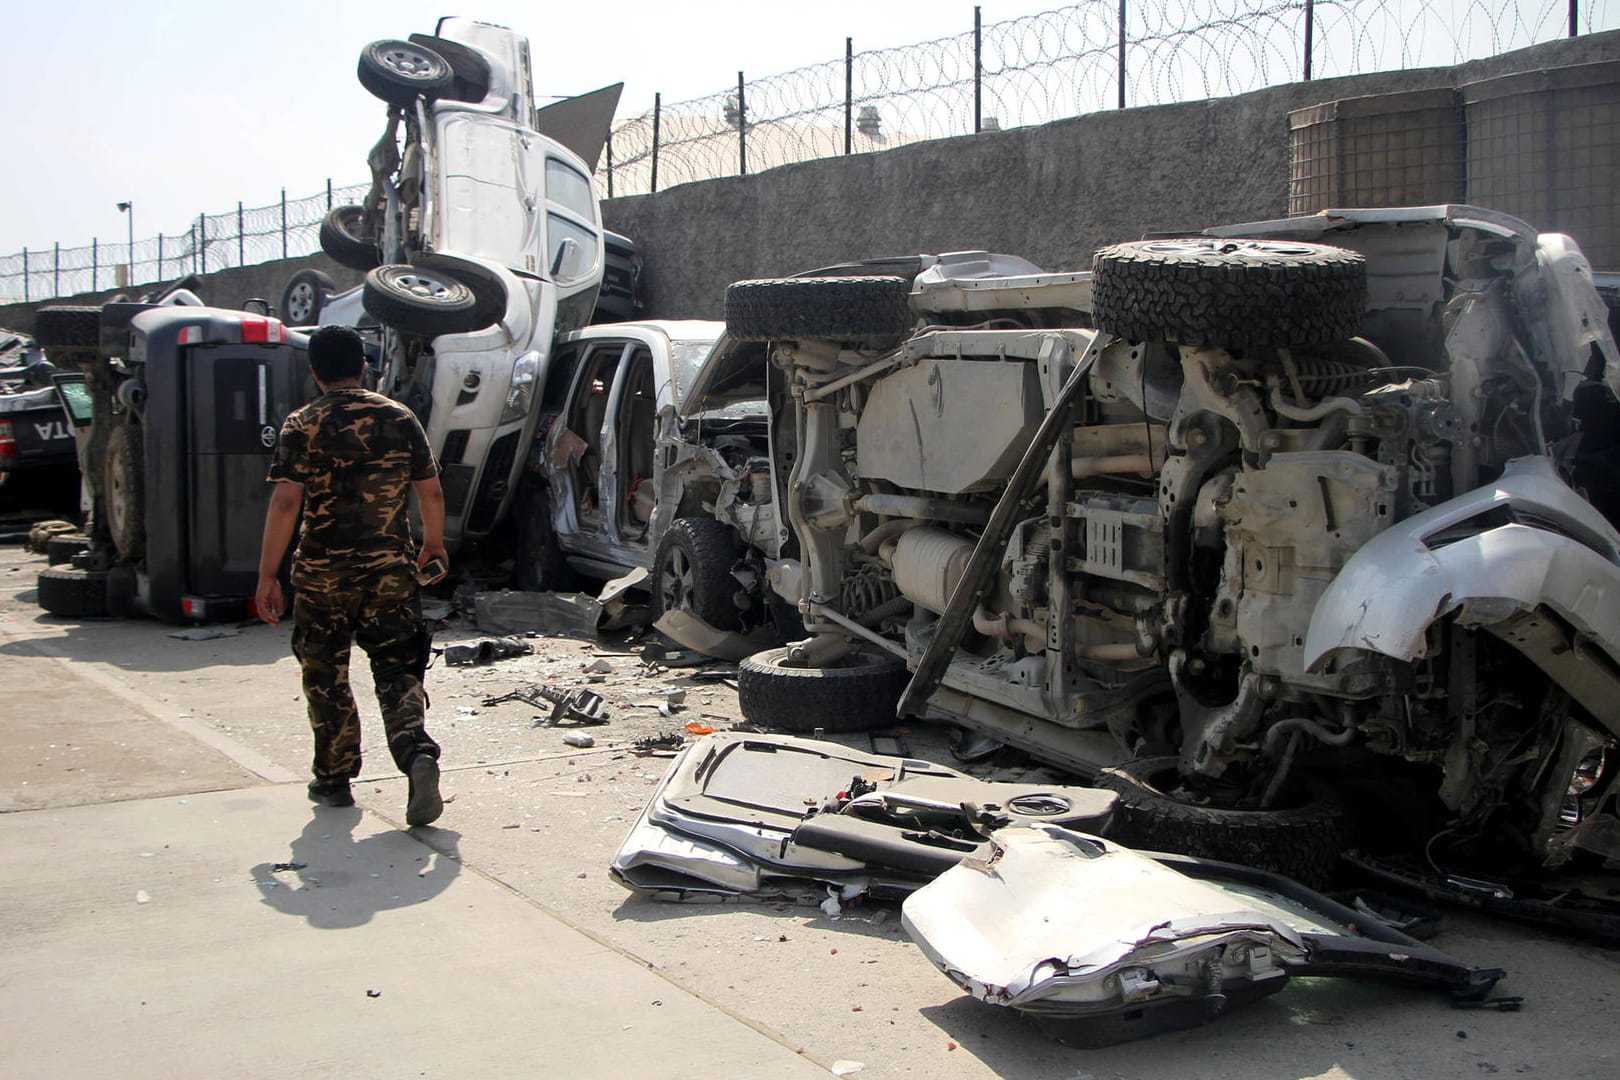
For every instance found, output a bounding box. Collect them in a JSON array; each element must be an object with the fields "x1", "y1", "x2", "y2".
[{"x1": 0, "y1": 420, "x2": 15, "y2": 459}]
